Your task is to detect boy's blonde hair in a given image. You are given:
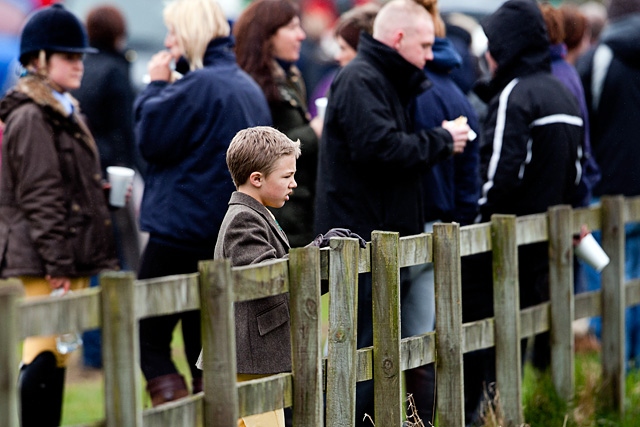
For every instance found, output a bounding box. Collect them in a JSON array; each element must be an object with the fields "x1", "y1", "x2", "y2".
[
  {"x1": 227, "y1": 126, "x2": 301, "y2": 188},
  {"x1": 163, "y1": 0, "x2": 230, "y2": 71}
]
